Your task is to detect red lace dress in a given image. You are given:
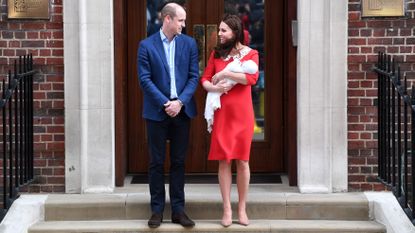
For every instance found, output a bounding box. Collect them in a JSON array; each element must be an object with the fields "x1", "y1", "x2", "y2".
[{"x1": 200, "y1": 48, "x2": 259, "y2": 162}]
